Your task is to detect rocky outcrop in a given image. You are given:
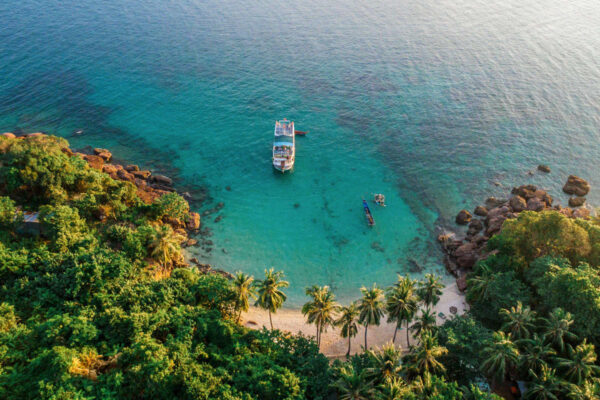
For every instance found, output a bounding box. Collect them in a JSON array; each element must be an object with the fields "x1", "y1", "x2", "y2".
[
  {"x1": 443, "y1": 179, "x2": 594, "y2": 293},
  {"x1": 563, "y1": 175, "x2": 590, "y2": 196},
  {"x1": 93, "y1": 148, "x2": 112, "y2": 162},
  {"x1": 455, "y1": 210, "x2": 472, "y2": 225},
  {"x1": 1, "y1": 132, "x2": 16, "y2": 138}
]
